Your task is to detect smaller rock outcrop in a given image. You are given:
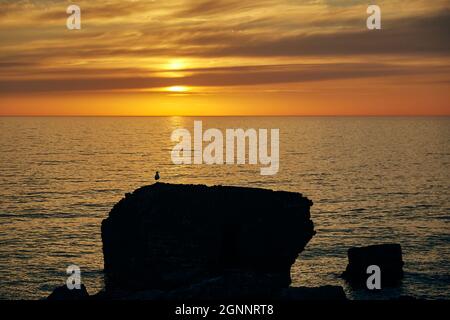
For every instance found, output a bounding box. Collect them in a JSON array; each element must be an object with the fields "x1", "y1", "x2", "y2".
[
  {"x1": 341, "y1": 243, "x2": 404, "y2": 287},
  {"x1": 47, "y1": 284, "x2": 89, "y2": 300}
]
